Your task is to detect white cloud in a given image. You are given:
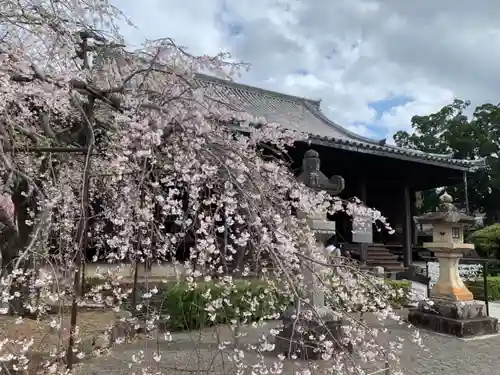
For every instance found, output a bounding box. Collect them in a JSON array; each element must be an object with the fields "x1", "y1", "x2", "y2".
[
  {"x1": 113, "y1": 0, "x2": 500, "y2": 141},
  {"x1": 116, "y1": 0, "x2": 224, "y2": 55},
  {"x1": 345, "y1": 124, "x2": 378, "y2": 139}
]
